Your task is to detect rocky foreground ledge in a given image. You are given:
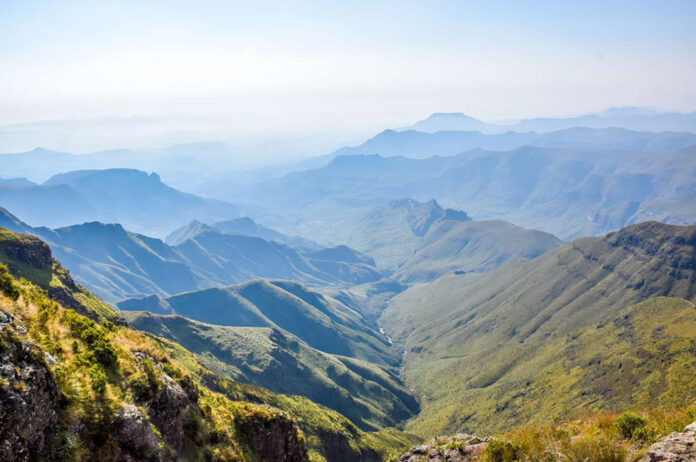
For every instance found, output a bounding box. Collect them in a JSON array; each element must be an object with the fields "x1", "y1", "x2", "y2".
[
  {"x1": 396, "y1": 421, "x2": 696, "y2": 462},
  {"x1": 396, "y1": 434, "x2": 488, "y2": 462},
  {"x1": 641, "y1": 421, "x2": 696, "y2": 461}
]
